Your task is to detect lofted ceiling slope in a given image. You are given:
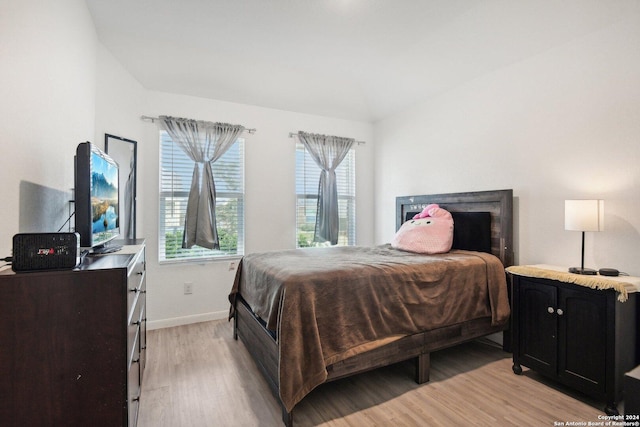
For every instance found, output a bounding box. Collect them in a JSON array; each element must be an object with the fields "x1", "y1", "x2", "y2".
[{"x1": 86, "y1": 0, "x2": 637, "y2": 122}]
